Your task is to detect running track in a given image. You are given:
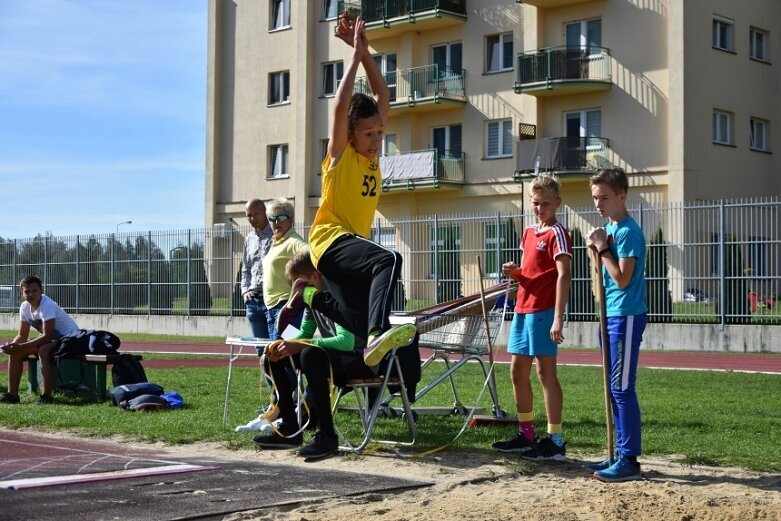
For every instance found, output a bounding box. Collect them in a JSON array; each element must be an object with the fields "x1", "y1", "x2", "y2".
[{"x1": 117, "y1": 341, "x2": 781, "y2": 374}]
